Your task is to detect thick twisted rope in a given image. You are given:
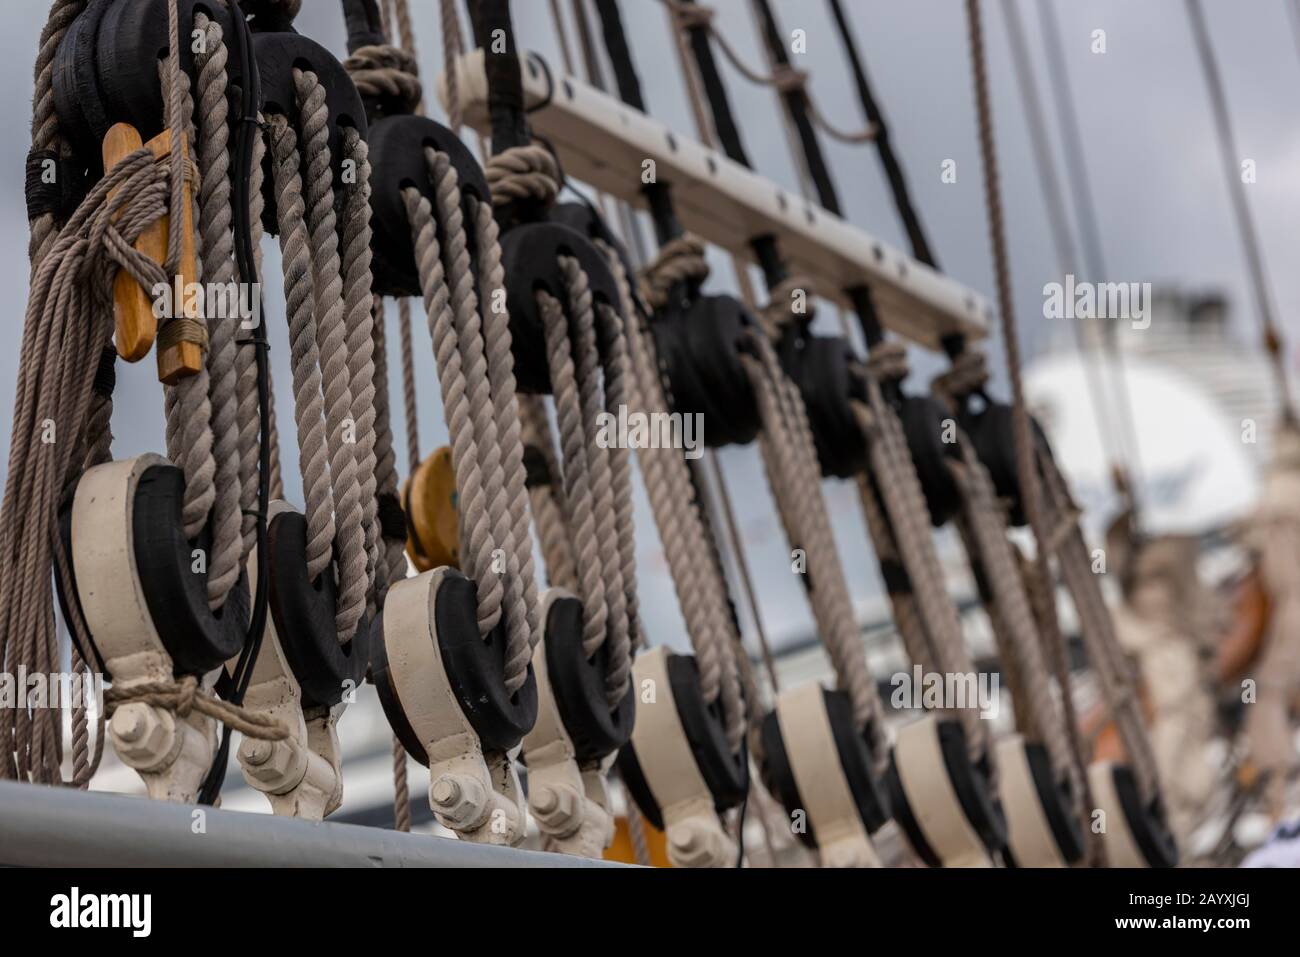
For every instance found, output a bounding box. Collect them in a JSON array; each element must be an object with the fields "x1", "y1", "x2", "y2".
[
  {"x1": 428, "y1": 147, "x2": 531, "y2": 684},
  {"x1": 1, "y1": 148, "x2": 173, "y2": 782},
  {"x1": 343, "y1": 44, "x2": 423, "y2": 115},
  {"x1": 341, "y1": 127, "x2": 381, "y2": 608},
  {"x1": 519, "y1": 394, "x2": 579, "y2": 590},
  {"x1": 293, "y1": 69, "x2": 369, "y2": 642},
  {"x1": 605, "y1": 241, "x2": 747, "y2": 748},
  {"x1": 193, "y1": 11, "x2": 245, "y2": 611},
  {"x1": 267, "y1": 116, "x2": 335, "y2": 582},
  {"x1": 486, "y1": 145, "x2": 561, "y2": 209},
  {"x1": 741, "y1": 332, "x2": 885, "y2": 757}
]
